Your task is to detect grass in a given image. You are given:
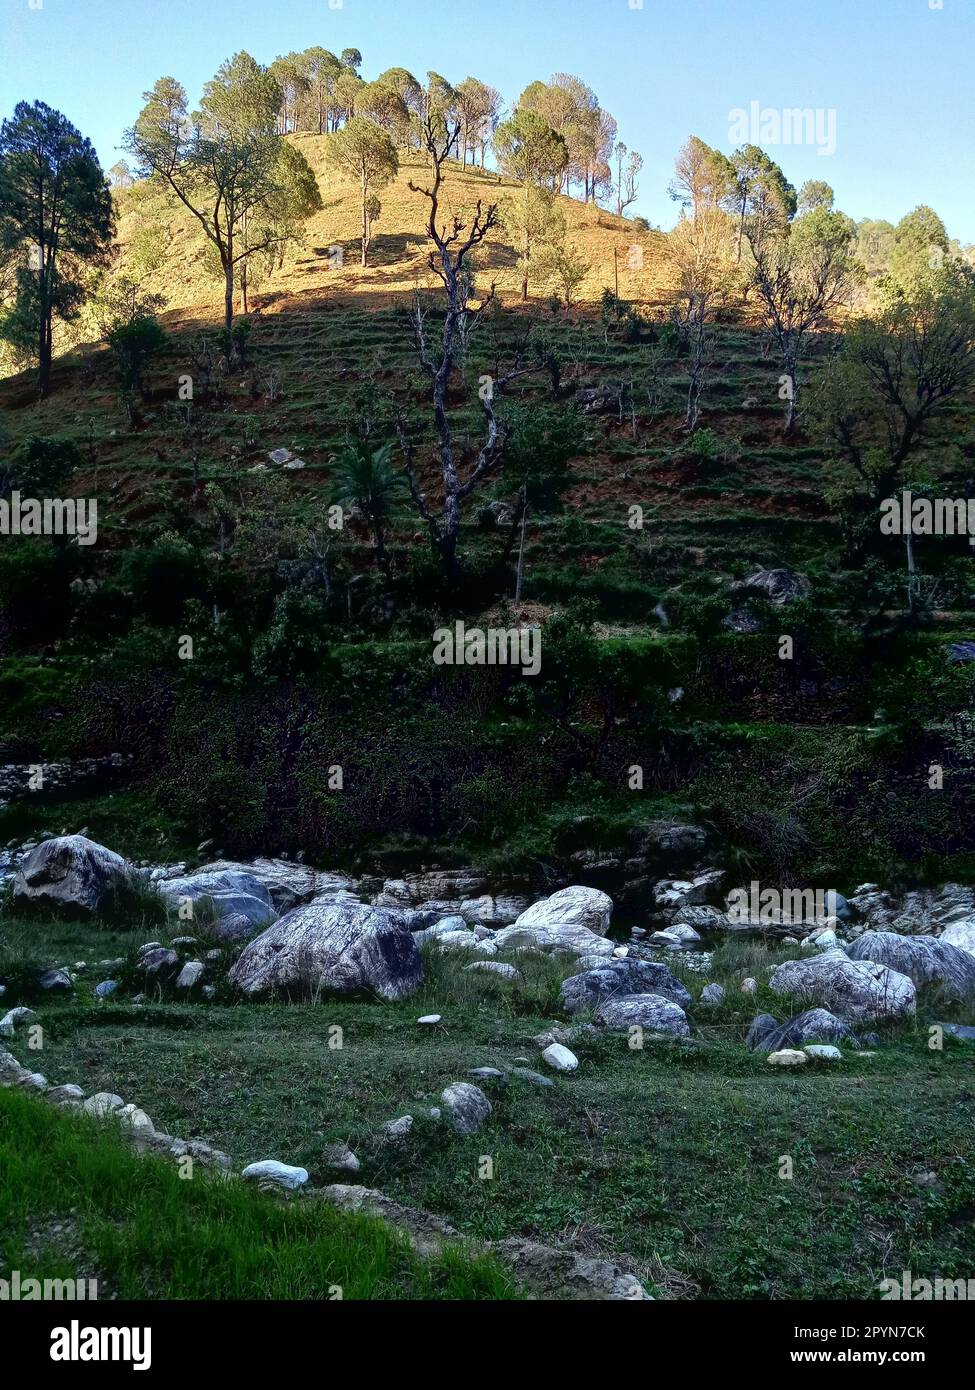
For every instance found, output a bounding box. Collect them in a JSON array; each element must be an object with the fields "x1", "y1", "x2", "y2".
[
  {"x1": 0, "y1": 1087, "x2": 515, "y2": 1300},
  {"x1": 5, "y1": 916, "x2": 975, "y2": 1299}
]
